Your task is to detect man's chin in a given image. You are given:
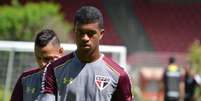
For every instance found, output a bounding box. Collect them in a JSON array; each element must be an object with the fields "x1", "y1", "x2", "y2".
[
  {"x1": 81, "y1": 48, "x2": 91, "y2": 51},
  {"x1": 79, "y1": 47, "x2": 92, "y2": 53}
]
